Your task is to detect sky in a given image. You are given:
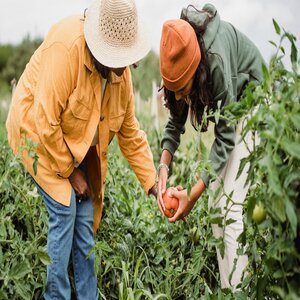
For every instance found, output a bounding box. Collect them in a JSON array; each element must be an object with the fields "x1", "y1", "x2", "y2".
[{"x1": 0, "y1": 0, "x2": 299, "y2": 64}]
